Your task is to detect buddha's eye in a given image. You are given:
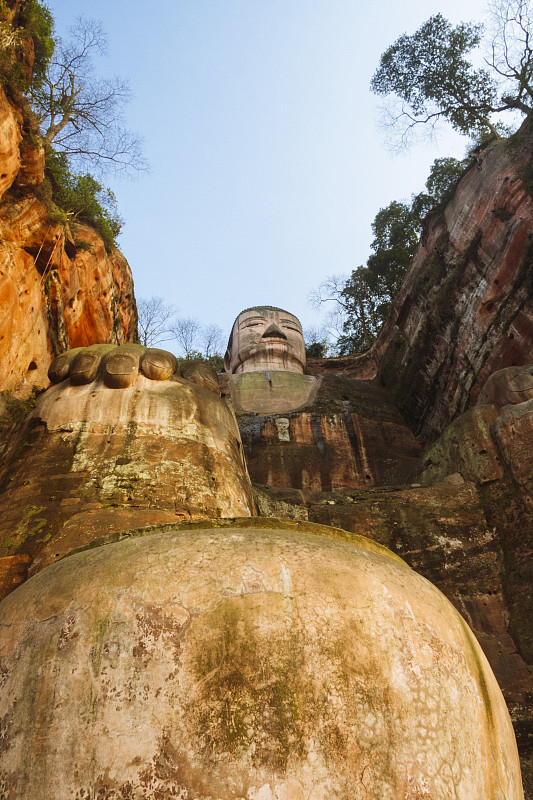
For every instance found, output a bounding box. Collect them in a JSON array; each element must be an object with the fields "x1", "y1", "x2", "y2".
[{"x1": 283, "y1": 325, "x2": 301, "y2": 333}]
